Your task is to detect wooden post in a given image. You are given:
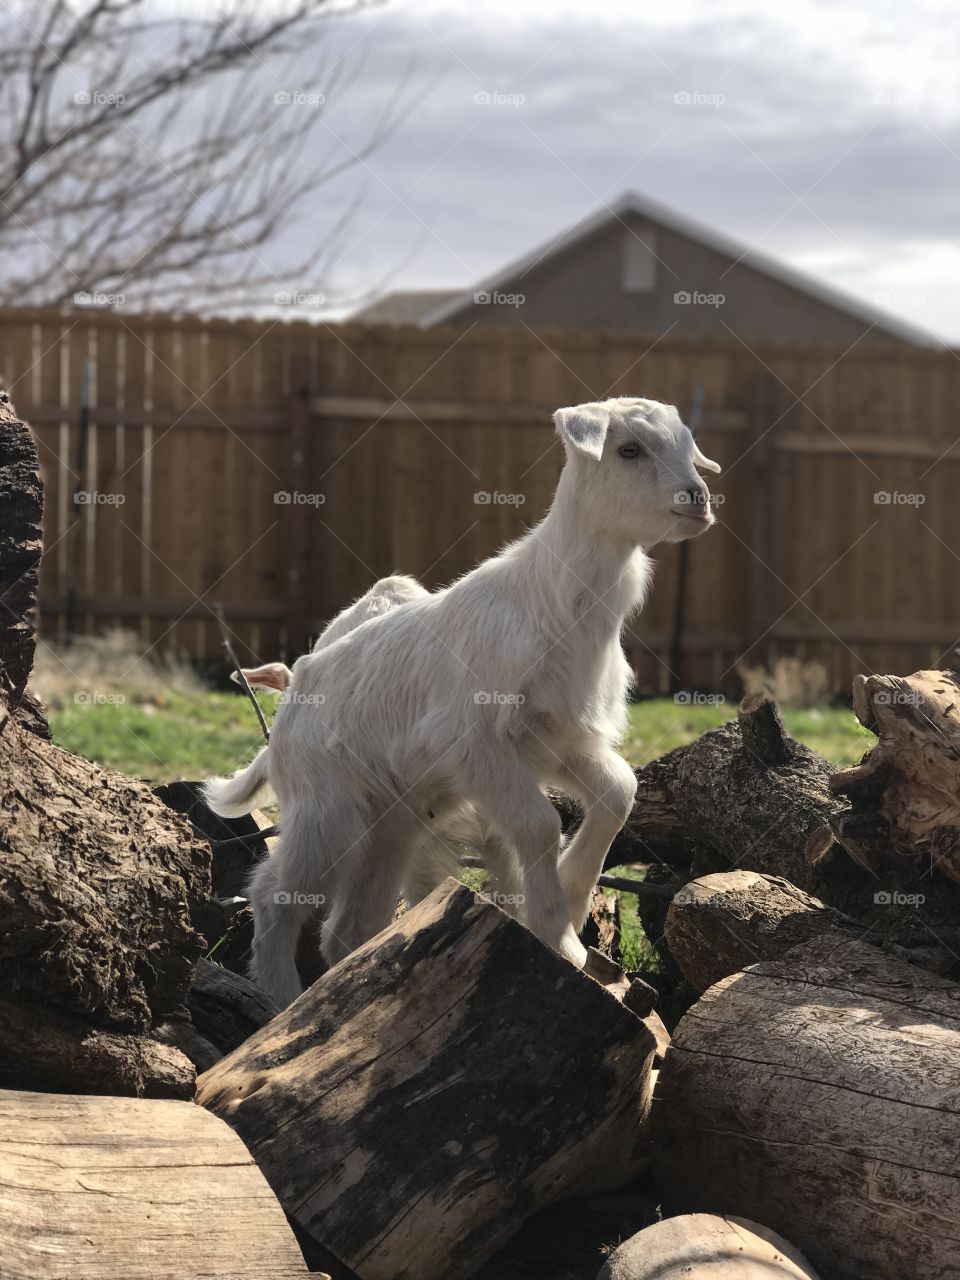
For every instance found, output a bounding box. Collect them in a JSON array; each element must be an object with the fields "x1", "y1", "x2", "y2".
[{"x1": 283, "y1": 386, "x2": 313, "y2": 657}]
